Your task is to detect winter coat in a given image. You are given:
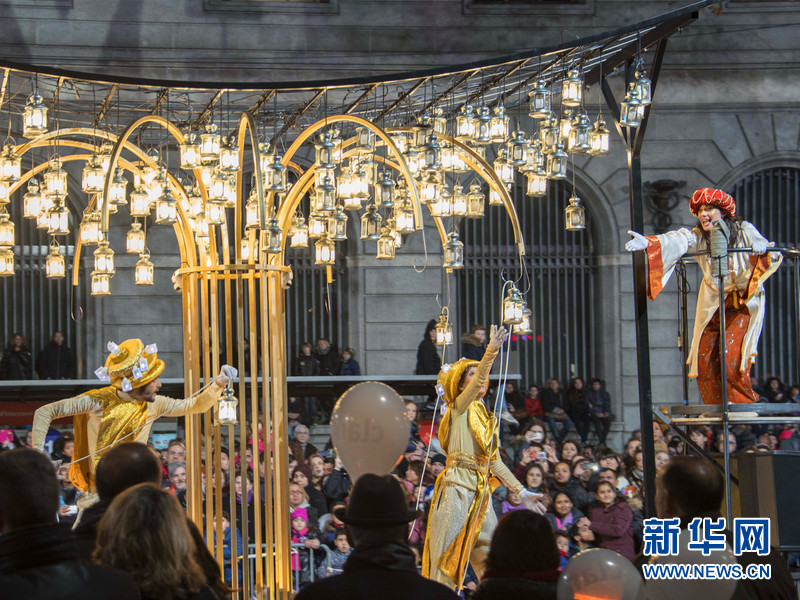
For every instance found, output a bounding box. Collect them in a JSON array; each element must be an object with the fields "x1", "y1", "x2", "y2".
[
  {"x1": 541, "y1": 388, "x2": 568, "y2": 416},
  {"x1": 314, "y1": 345, "x2": 340, "y2": 376},
  {"x1": 415, "y1": 320, "x2": 441, "y2": 375},
  {"x1": 339, "y1": 357, "x2": 361, "y2": 376},
  {"x1": 566, "y1": 387, "x2": 590, "y2": 418},
  {"x1": 461, "y1": 332, "x2": 485, "y2": 361},
  {"x1": 472, "y1": 570, "x2": 559, "y2": 600},
  {"x1": 36, "y1": 342, "x2": 75, "y2": 379},
  {"x1": 316, "y1": 547, "x2": 351, "y2": 579},
  {"x1": 294, "y1": 353, "x2": 320, "y2": 377},
  {"x1": 586, "y1": 387, "x2": 611, "y2": 415},
  {"x1": 0, "y1": 344, "x2": 32, "y2": 380},
  {"x1": 545, "y1": 507, "x2": 584, "y2": 532},
  {"x1": 589, "y1": 500, "x2": 634, "y2": 560},
  {"x1": 553, "y1": 477, "x2": 593, "y2": 513}
]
